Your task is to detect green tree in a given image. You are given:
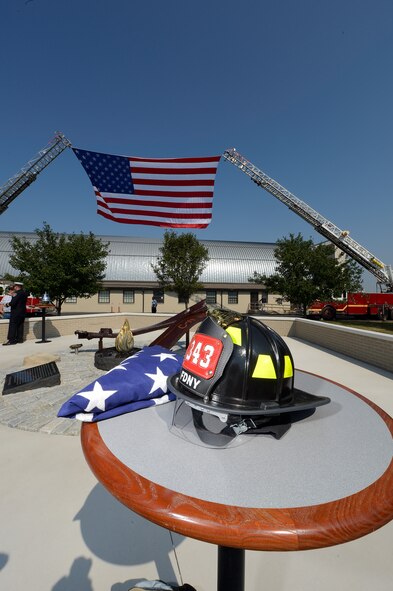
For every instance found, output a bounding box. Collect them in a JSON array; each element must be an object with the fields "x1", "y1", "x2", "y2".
[
  {"x1": 151, "y1": 230, "x2": 209, "y2": 308},
  {"x1": 250, "y1": 233, "x2": 363, "y2": 316},
  {"x1": 7, "y1": 222, "x2": 110, "y2": 315}
]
